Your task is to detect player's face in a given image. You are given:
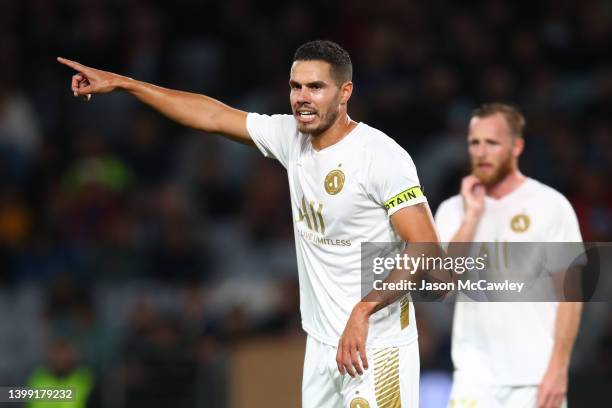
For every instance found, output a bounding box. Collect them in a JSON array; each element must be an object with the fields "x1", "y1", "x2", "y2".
[
  {"x1": 289, "y1": 60, "x2": 343, "y2": 136},
  {"x1": 468, "y1": 114, "x2": 522, "y2": 186}
]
